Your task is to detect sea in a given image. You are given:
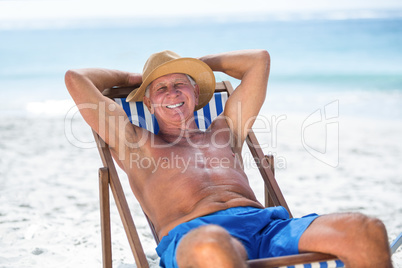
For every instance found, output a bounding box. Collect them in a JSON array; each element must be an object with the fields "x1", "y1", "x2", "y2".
[{"x1": 0, "y1": 13, "x2": 401, "y2": 267}]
